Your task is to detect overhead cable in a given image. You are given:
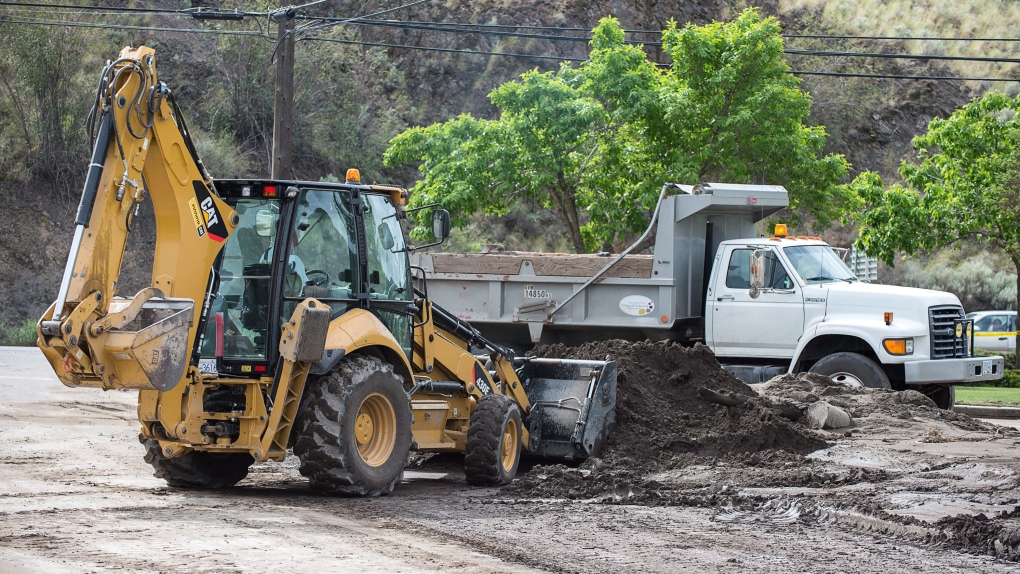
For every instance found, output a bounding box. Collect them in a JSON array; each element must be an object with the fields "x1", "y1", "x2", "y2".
[
  {"x1": 0, "y1": 0, "x2": 256, "y2": 18},
  {"x1": 295, "y1": 0, "x2": 434, "y2": 35},
  {"x1": 302, "y1": 36, "x2": 1018, "y2": 81},
  {"x1": 0, "y1": 16, "x2": 268, "y2": 37}
]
